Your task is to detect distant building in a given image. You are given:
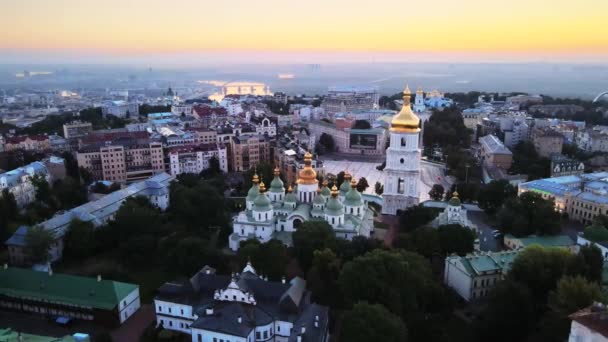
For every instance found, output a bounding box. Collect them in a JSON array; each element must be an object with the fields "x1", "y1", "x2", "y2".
[
  {"x1": 321, "y1": 86, "x2": 379, "y2": 117},
  {"x1": 0, "y1": 266, "x2": 140, "y2": 327},
  {"x1": 154, "y1": 262, "x2": 329, "y2": 342},
  {"x1": 6, "y1": 173, "x2": 173, "y2": 264},
  {"x1": 531, "y1": 127, "x2": 564, "y2": 158},
  {"x1": 506, "y1": 95, "x2": 543, "y2": 108},
  {"x1": 274, "y1": 148, "x2": 324, "y2": 186},
  {"x1": 529, "y1": 104, "x2": 584, "y2": 116},
  {"x1": 62, "y1": 121, "x2": 93, "y2": 140},
  {"x1": 167, "y1": 143, "x2": 228, "y2": 176},
  {"x1": 424, "y1": 89, "x2": 453, "y2": 109},
  {"x1": 252, "y1": 117, "x2": 277, "y2": 137},
  {"x1": 444, "y1": 250, "x2": 519, "y2": 301},
  {"x1": 479, "y1": 134, "x2": 513, "y2": 170},
  {"x1": 568, "y1": 303, "x2": 608, "y2": 342},
  {"x1": 76, "y1": 131, "x2": 164, "y2": 183},
  {"x1": 101, "y1": 100, "x2": 139, "y2": 118},
  {"x1": 503, "y1": 234, "x2": 576, "y2": 252},
  {"x1": 228, "y1": 134, "x2": 272, "y2": 172},
  {"x1": 0, "y1": 161, "x2": 50, "y2": 208},
  {"x1": 171, "y1": 104, "x2": 193, "y2": 116},
  {"x1": 308, "y1": 120, "x2": 387, "y2": 156},
  {"x1": 575, "y1": 129, "x2": 608, "y2": 153},
  {"x1": 4, "y1": 135, "x2": 50, "y2": 152},
  {"x1": 413, "y1": 88, "x2": 426, "y2": 112},
  {"x1": 274, "y1": 91, "x2": 288, "y2": 104}
]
